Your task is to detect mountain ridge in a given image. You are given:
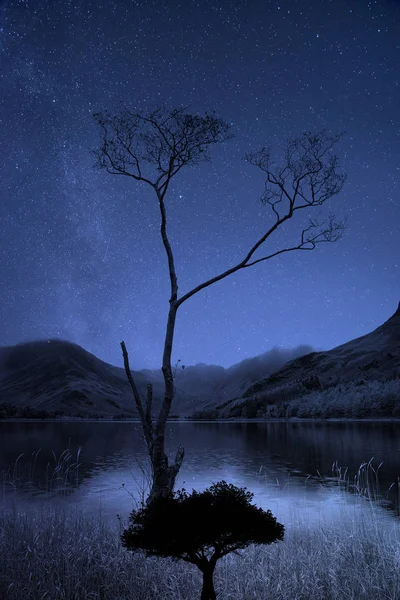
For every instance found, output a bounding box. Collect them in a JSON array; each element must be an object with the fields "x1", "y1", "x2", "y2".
[
  {"x1": 1, "y1": 303, "x2": 398, "y2": 419},
  {"x1": 0, "y1": 338, "x2": 312, "y2": 418},
  {"x1": 206, "y1": 302, "x2": 400, "y2": 419}
]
